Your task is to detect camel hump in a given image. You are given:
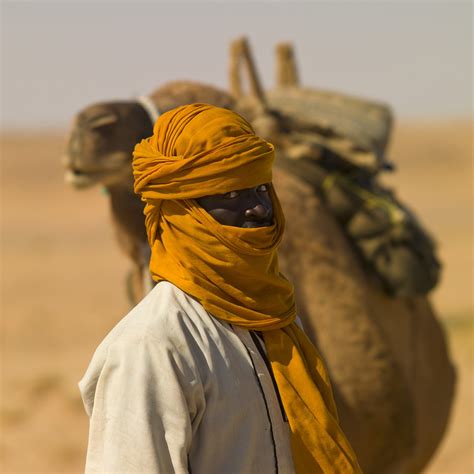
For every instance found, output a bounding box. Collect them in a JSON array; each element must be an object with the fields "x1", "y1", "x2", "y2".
[{"x1": 148, "y1": 81, "x2": 235, "y2": 114}]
